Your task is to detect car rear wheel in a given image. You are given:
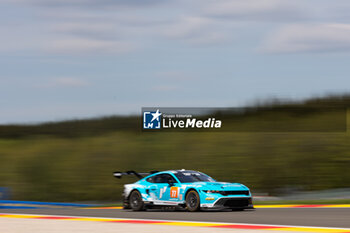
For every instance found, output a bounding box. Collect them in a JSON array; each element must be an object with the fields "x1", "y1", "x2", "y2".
[
  {"x1": 129, "y1": 190, "x2": 145, "y2": 211},
  {"x1": 185, "y1": 190, "x2": 200, "y2": 212}
]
